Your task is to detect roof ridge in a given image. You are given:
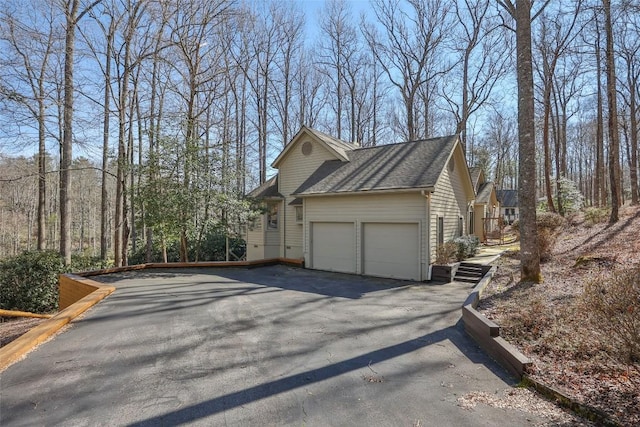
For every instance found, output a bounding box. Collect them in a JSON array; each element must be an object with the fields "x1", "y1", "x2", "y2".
[{"x1": 352, "y1": 135, "x2": 458, "y2": 151}]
